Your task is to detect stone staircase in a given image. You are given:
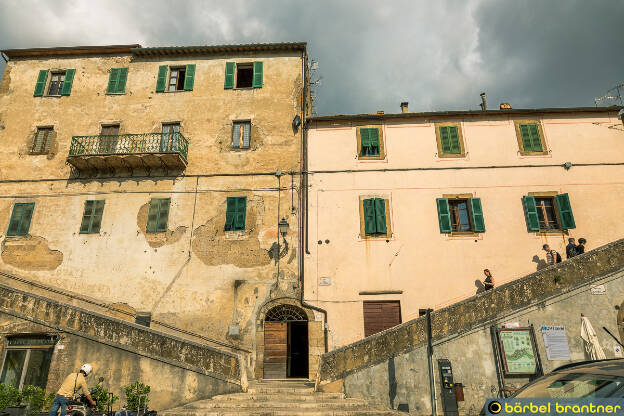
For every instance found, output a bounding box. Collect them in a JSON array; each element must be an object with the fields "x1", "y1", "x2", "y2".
[{"x1": 160, "y1": 380, "x2": 403, "y2": 415}]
